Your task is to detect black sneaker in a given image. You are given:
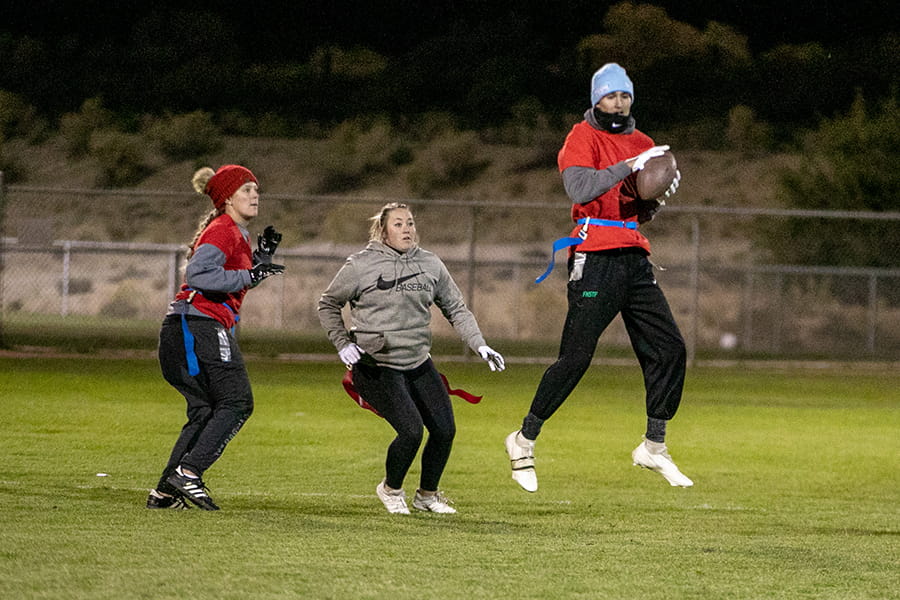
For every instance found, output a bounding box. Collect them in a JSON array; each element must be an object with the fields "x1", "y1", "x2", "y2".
[
  {"x1": 166, "y1": 468, "x2": 220, "y2": 511},
  {"x1": 146, "y1": 489, "x2": 190, "y2": 510}
]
